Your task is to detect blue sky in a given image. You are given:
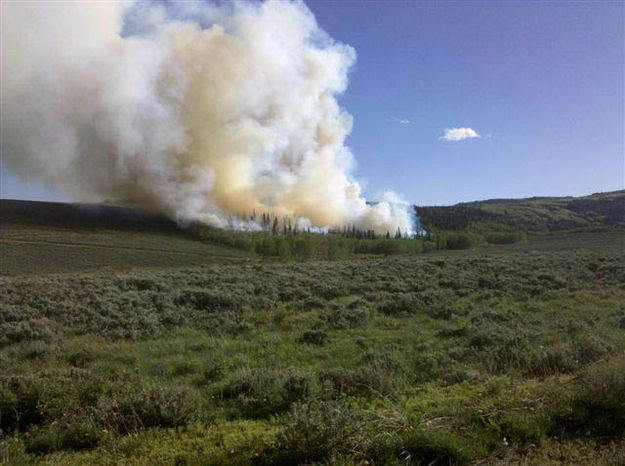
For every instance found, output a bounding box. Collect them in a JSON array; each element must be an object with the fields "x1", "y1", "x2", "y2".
[
  {"x1": 307, "y1": 0, "x2": 624, "y2": 205},
  {"x1": 2, "y1": 0, "x2": 623, "y2": 206}
]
